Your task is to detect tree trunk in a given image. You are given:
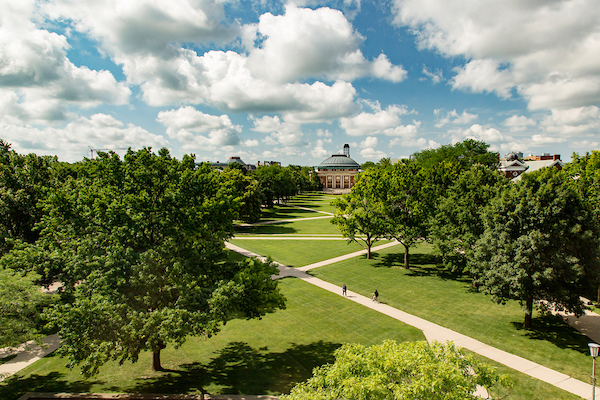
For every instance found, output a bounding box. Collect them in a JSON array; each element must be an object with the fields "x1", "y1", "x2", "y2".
[
  {"x1": 367, "y1": 244, "x2": 372, "y2": 259},
  {"x1": 152, "y1": 340, "x2": 166, "y2": 371},
  {"x1": 524, "y1": 296, "x2": 533, "y2": 329},
  {"x1": 403, "y1": 243, "x2": 410, "y2": 269}
]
